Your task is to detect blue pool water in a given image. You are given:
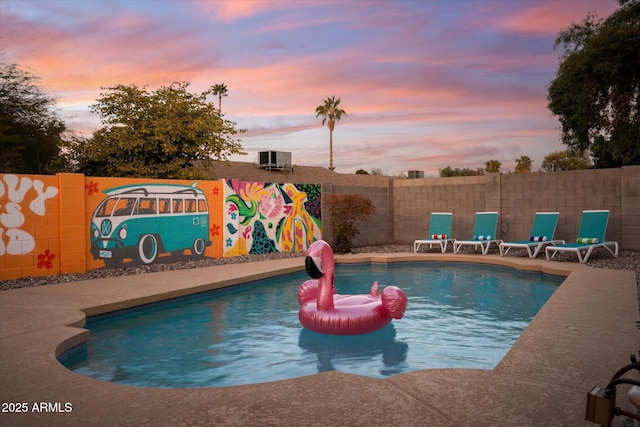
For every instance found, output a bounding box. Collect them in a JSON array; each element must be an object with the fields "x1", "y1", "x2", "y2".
[{"x1": 60, "y1": 262, "x2": 563, "y2": 388}]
